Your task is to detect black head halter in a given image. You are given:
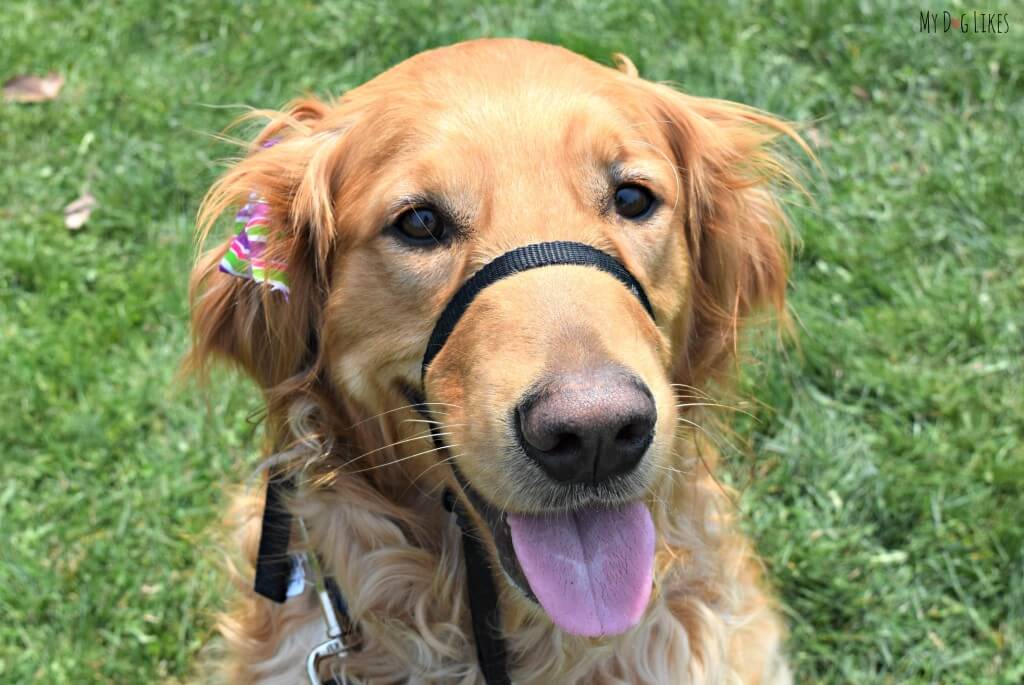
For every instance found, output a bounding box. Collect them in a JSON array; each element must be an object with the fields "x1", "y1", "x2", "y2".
[
  {"x1": 254, "y1": 240, "x2": 655, "y2": 685},
  {"x1": 417, "y1": 240, "x2": 655, "y2": 685}
]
